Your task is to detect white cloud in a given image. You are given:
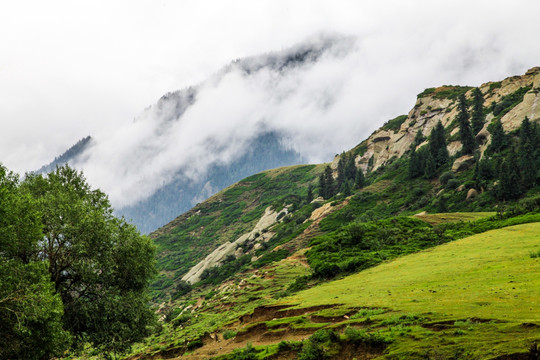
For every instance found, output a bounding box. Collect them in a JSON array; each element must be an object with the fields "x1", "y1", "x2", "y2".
[{"x1": 1, "y1": 0, "x2": 540, "y2": 207}]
